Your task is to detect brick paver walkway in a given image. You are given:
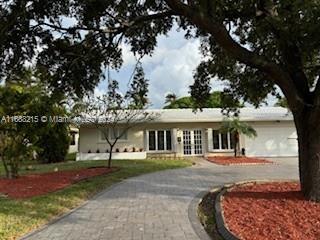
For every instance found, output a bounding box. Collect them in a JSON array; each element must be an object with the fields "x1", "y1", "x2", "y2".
[{"x1": 23, "y1": 159, "x2": 298, "y2": 240}]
